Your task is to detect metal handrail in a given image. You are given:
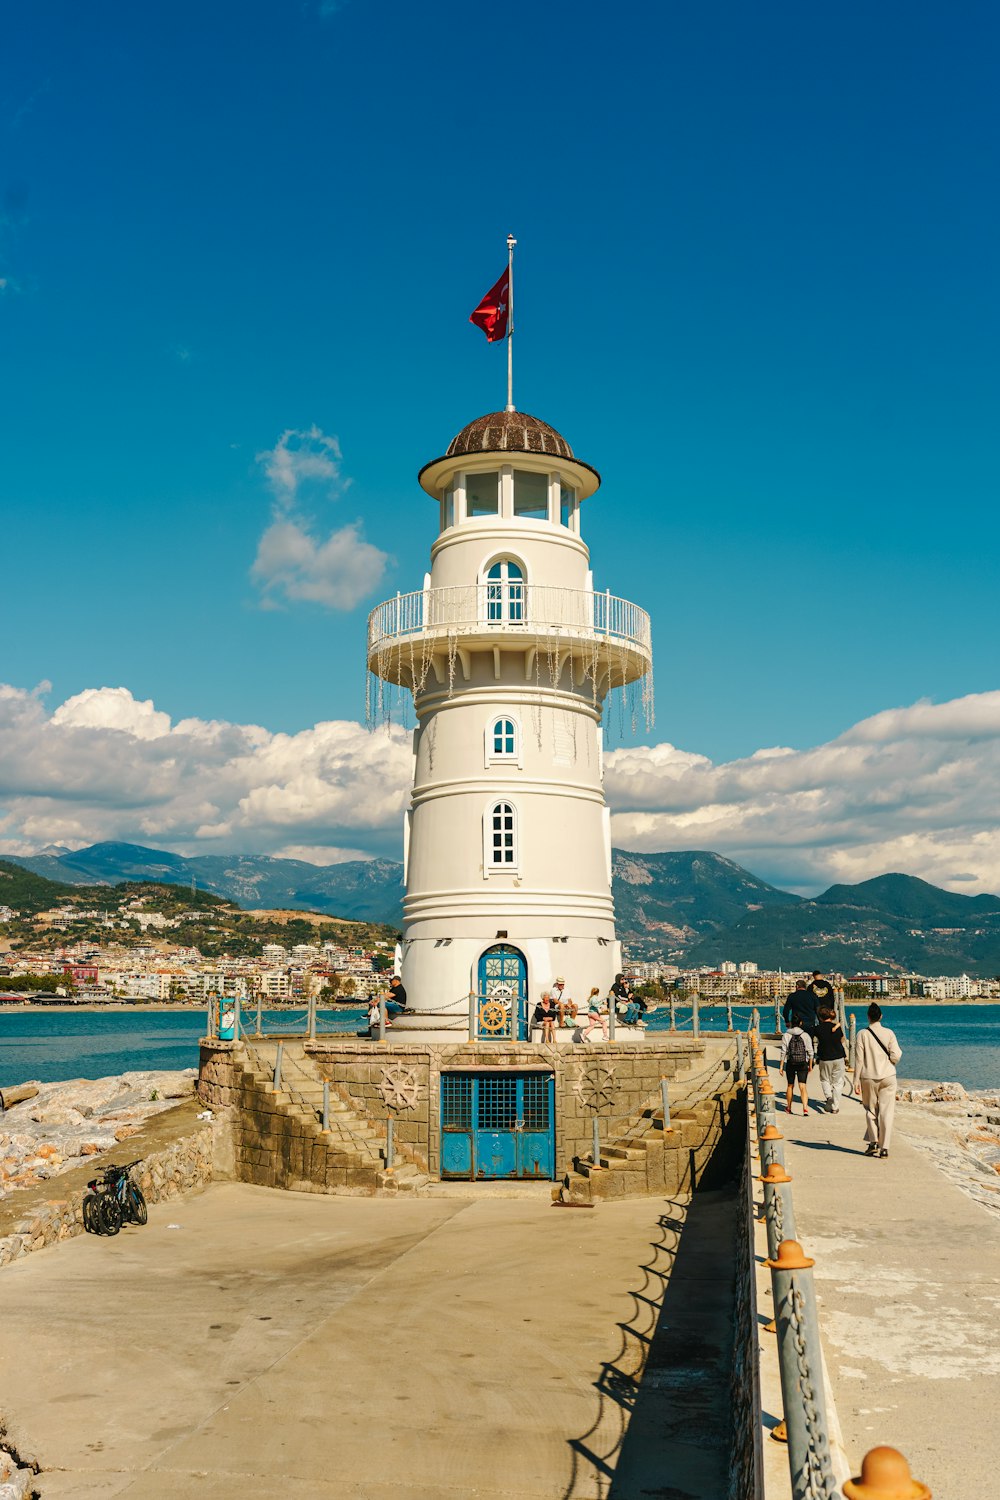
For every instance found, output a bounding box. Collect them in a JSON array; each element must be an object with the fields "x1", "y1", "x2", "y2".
[{"x1": 367, "y1": 583, "x2": 652, "y2": 656}]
